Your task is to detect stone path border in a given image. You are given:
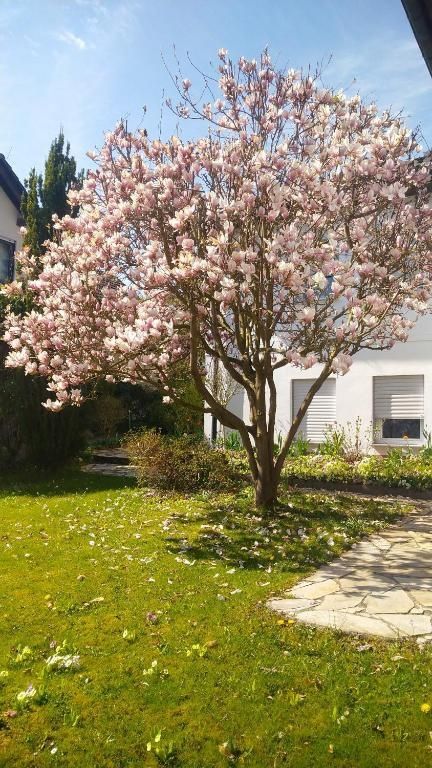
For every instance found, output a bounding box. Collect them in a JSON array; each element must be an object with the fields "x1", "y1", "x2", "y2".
[{"x1": 269, "y1": 501, "x2": 432, "y2": 643}]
